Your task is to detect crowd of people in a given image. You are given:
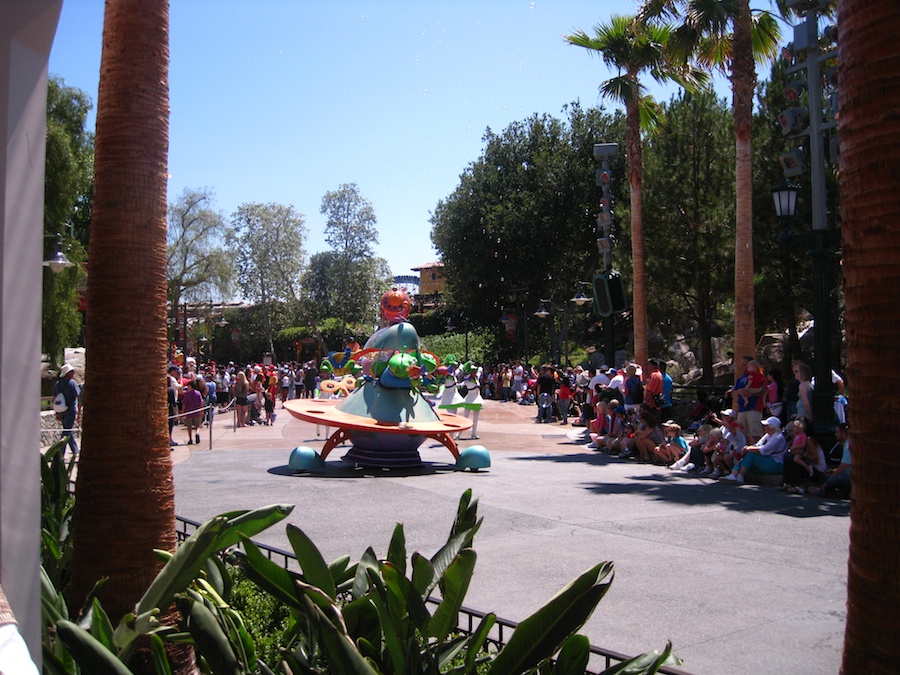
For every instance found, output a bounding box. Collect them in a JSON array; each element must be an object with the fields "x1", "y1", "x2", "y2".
[
  {"x1": 165, "y1": 357, "x2": 324, "y2": 444},
  {"x1": 565, "y1": 354, "x2": 852, "y2": 499},
  {"x1": 58, "y1": 349, "x2": 850, "y2": 498}
]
